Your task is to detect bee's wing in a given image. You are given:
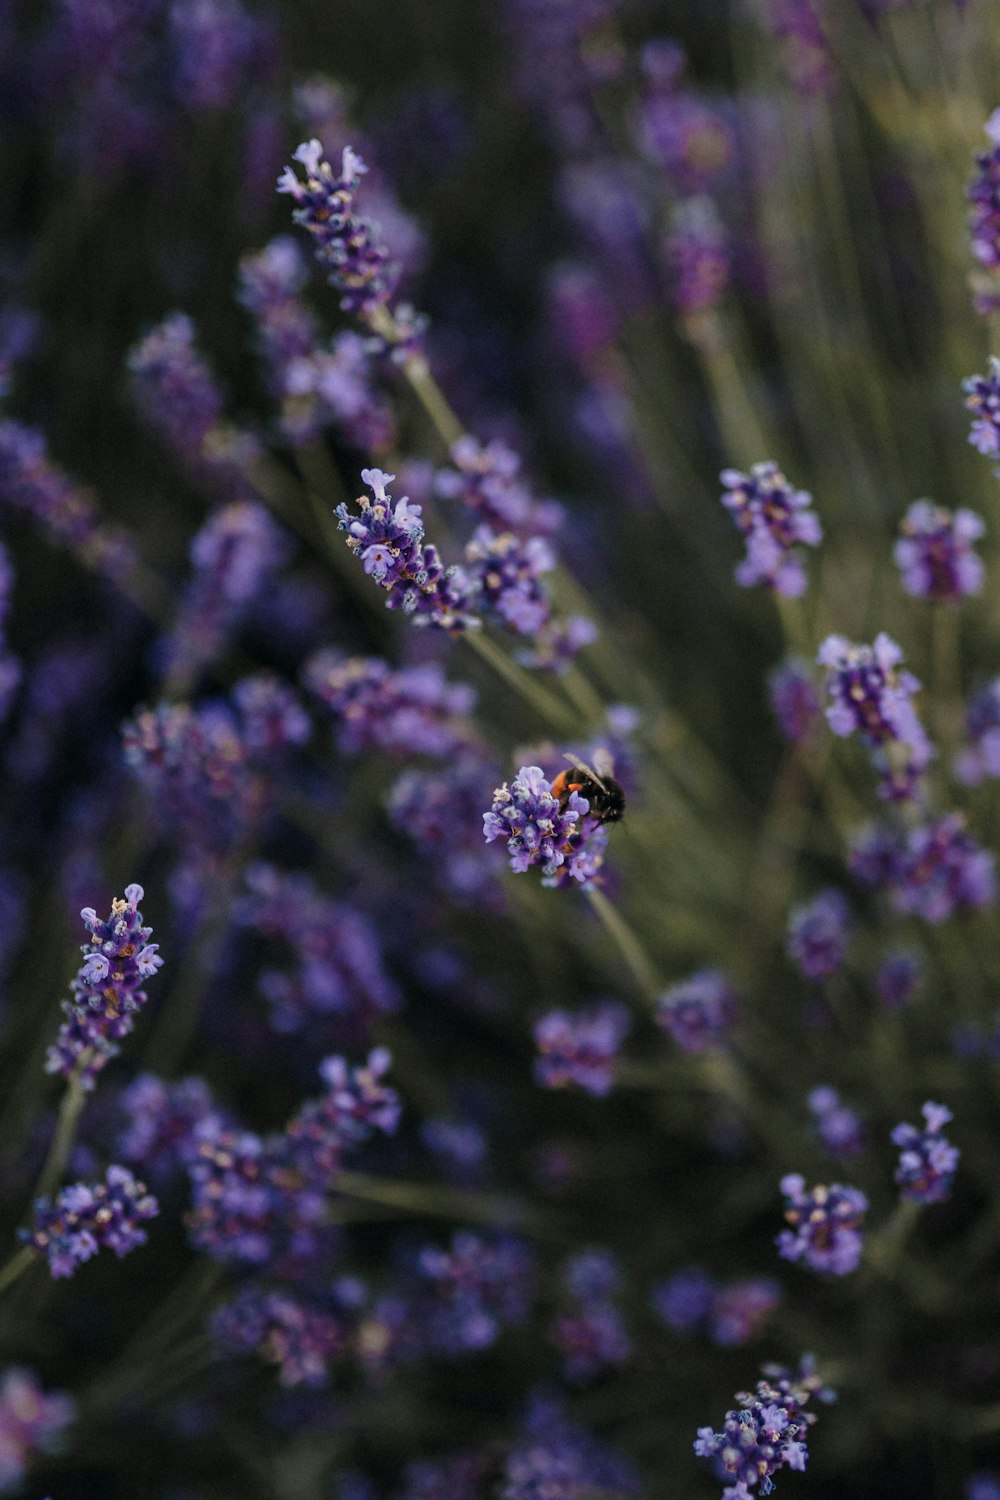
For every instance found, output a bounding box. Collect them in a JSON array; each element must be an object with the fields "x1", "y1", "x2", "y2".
[
  {"x1": 562, "y1": 751, "x2": 608, "y2": 792},
  {"x1": 591, "y1": 748, "x2": 616, "y2": 782}
]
